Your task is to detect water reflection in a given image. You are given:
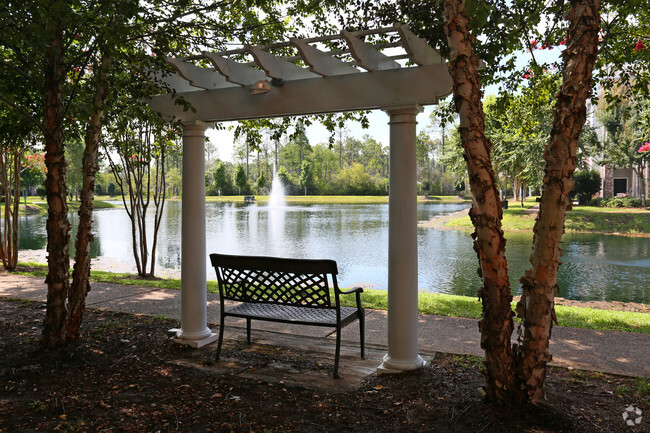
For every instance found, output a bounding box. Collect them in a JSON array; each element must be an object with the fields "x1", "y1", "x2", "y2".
[{"x1": 17, "y1": 201, "x2": 650, "y2": 304}]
